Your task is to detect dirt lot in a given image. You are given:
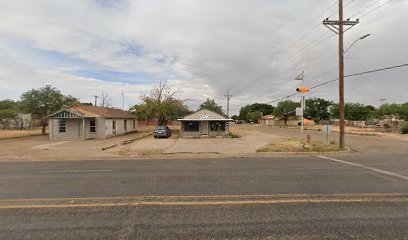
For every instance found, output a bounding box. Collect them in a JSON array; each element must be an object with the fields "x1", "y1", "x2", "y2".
[
  {"x1": 0, "y1": 126, "x2": 155, "y2": 161},
  {"x1": 0, "y1": 128, "x2": 45, "y2": 139},
  {"x1": 0, "y1": 124, "x2": 406, "y2": 161}
]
